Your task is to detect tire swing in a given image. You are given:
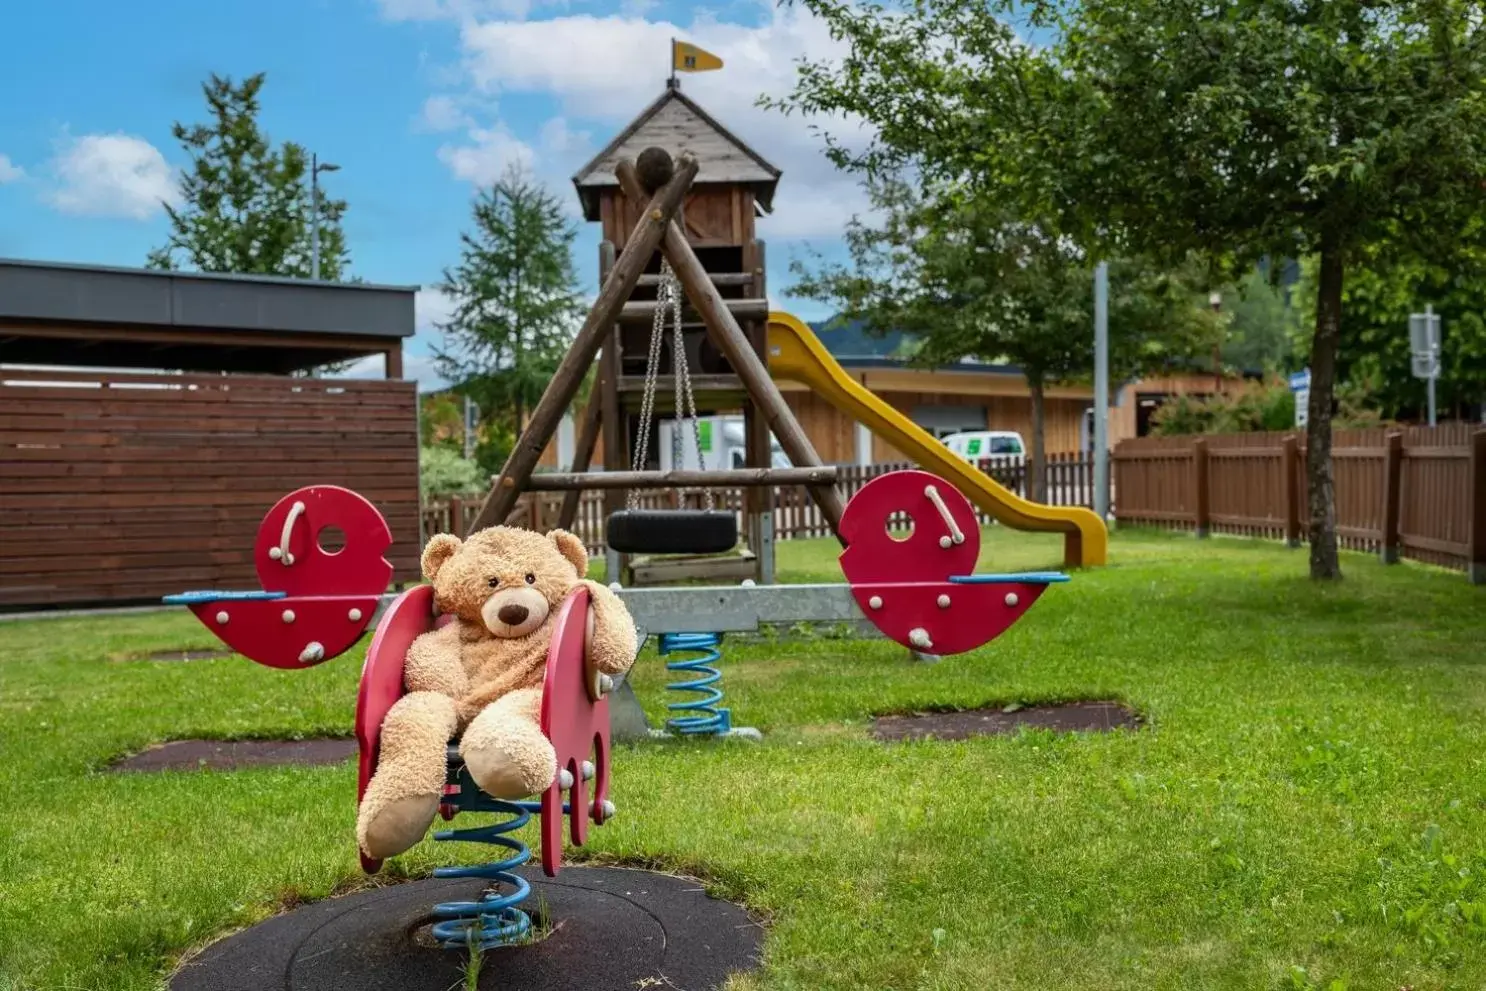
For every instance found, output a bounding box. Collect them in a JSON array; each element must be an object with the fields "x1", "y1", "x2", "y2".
[{"x1": 605, "y1": 259, "x2": 738, "y2": 556}]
